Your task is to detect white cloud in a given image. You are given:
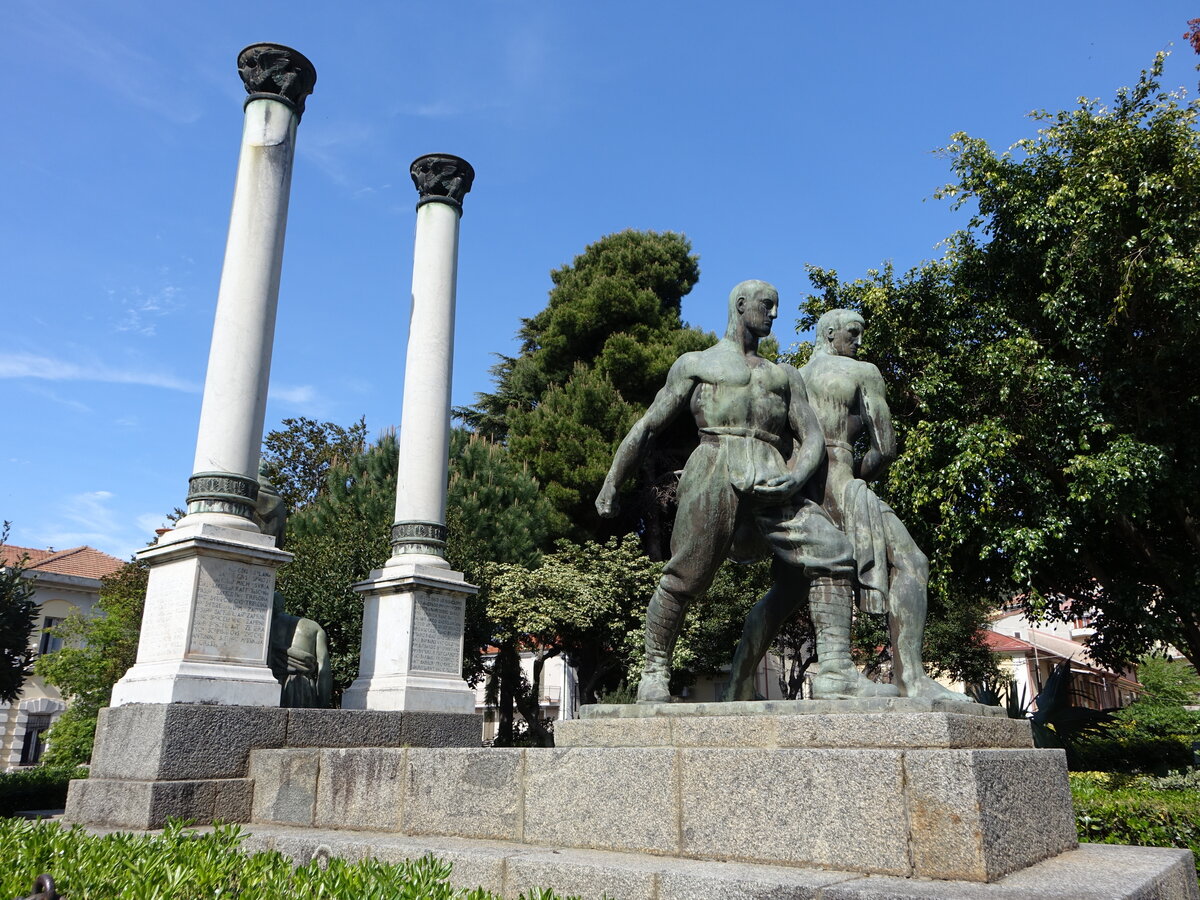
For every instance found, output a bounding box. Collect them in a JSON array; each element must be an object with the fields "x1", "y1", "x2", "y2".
[
  {"x1": 0, "y1": 352, "x2": 198, "y2": 393},
  {"x1": 114, "y1": 283, "x2": 184, "y2": 337},
  {"x1": 29, "y1": 490, "x2": 151, "y2": 560},
  {"x1": 270, "y1": 384, "x2": 317, "y2": 405}
]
